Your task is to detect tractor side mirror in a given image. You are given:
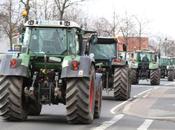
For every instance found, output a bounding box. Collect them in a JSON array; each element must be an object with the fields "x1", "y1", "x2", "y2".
[{"x1": 123, "y1": 44, "x2": 127, "y2": 52}]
